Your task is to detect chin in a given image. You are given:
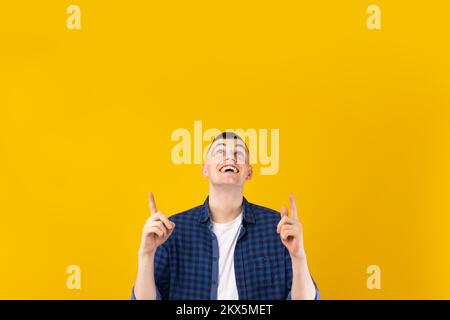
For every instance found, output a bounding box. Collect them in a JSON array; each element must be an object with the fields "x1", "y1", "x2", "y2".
[{"x1": 213, "y1": 179, "x2": 242, "y2": 187}]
